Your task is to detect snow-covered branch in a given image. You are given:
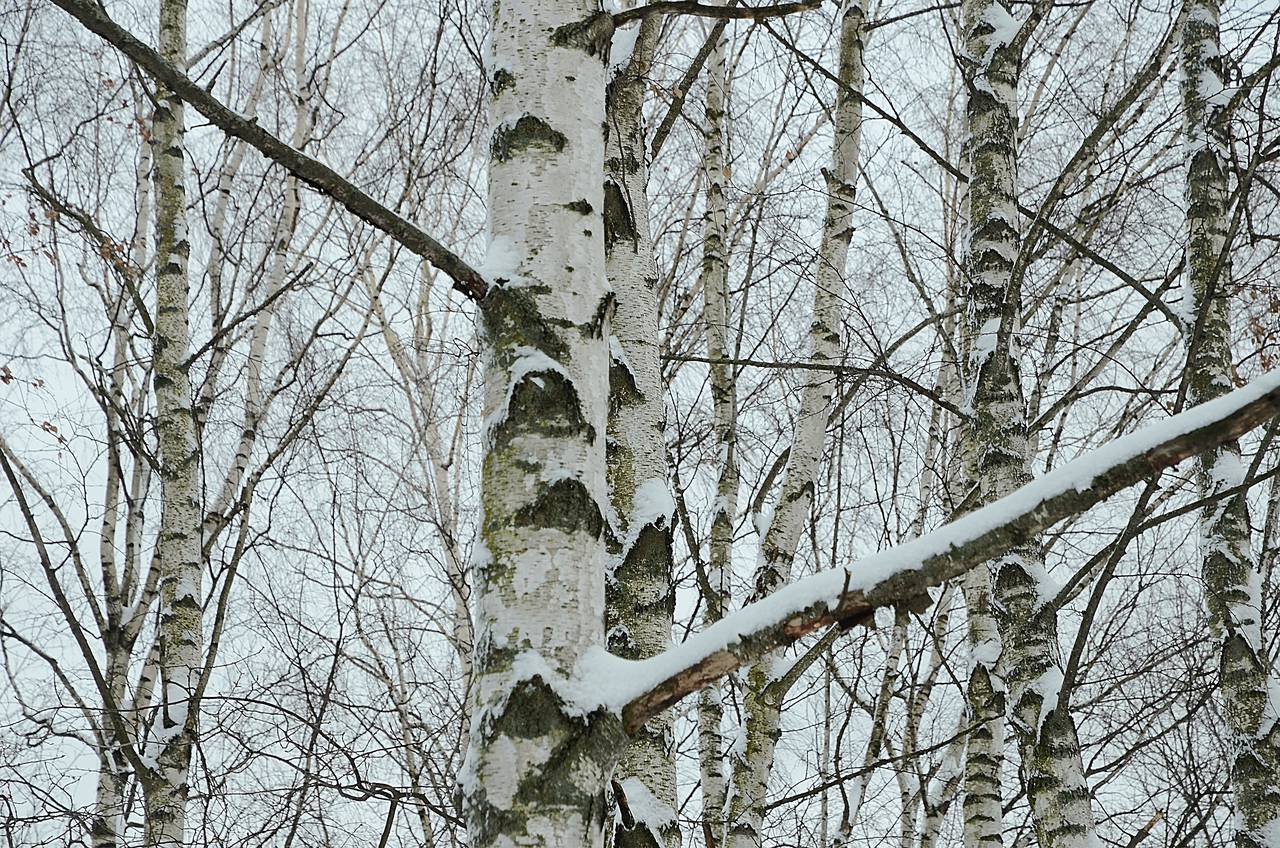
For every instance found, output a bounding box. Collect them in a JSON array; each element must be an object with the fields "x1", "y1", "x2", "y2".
[{"x1": 585, "y1": 370, "x2": 1280, "y2": 733}]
